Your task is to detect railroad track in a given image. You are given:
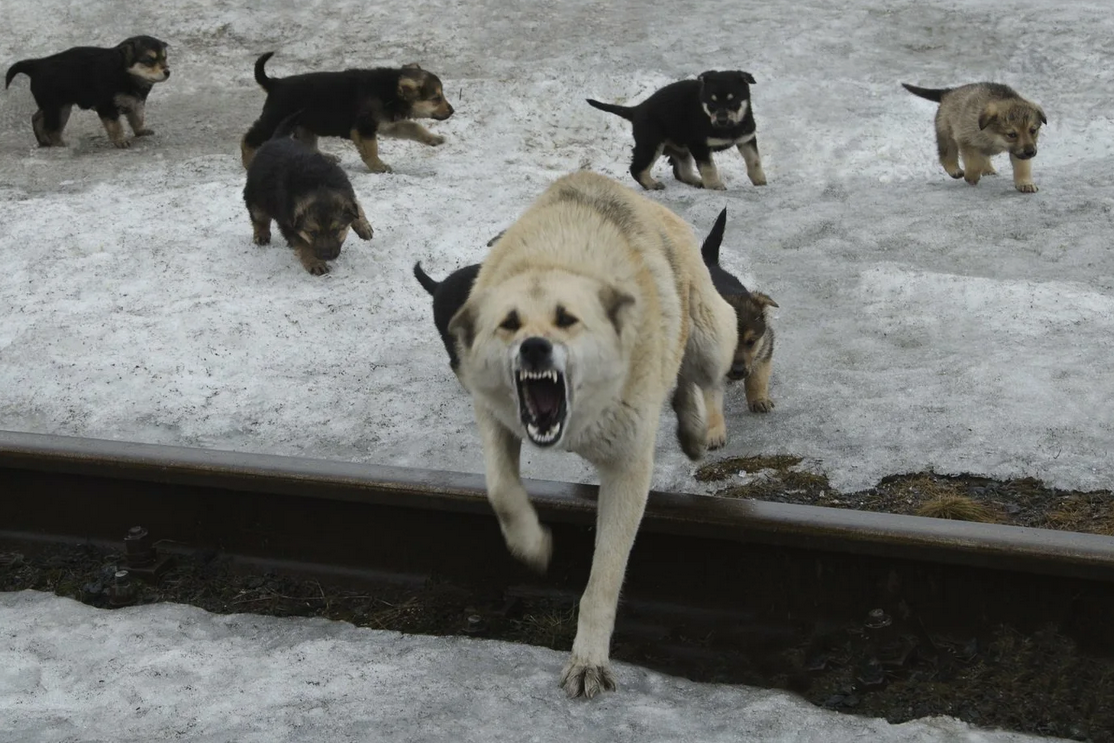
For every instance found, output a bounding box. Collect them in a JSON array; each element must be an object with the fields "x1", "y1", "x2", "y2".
[{"x1": 3, "y1": 429, "x2": 1114, "y2": 738}]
